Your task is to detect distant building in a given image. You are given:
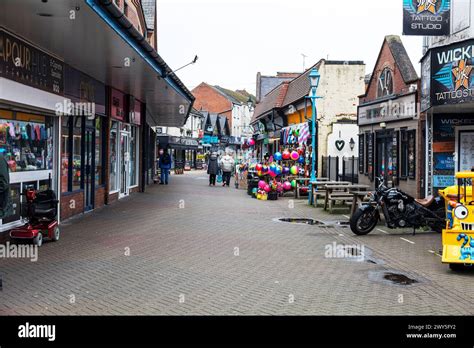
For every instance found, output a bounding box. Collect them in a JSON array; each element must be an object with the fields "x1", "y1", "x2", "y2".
[
  {"x1": 192, "y1": 83, "x2": 255, "y2": 138},
  {"x1": 256, "y1": 72, "x2": 300, "y2": 103}
]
